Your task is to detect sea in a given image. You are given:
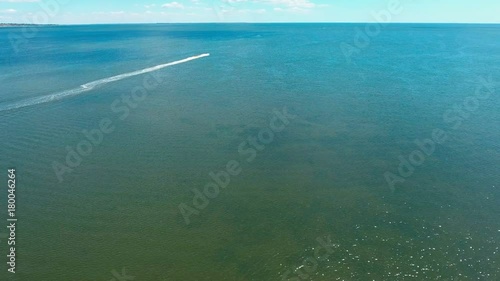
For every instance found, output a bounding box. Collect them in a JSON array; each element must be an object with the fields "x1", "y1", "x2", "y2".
[{"x1": 0, "y1": 23, "x2": 499, "y2": 280}]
